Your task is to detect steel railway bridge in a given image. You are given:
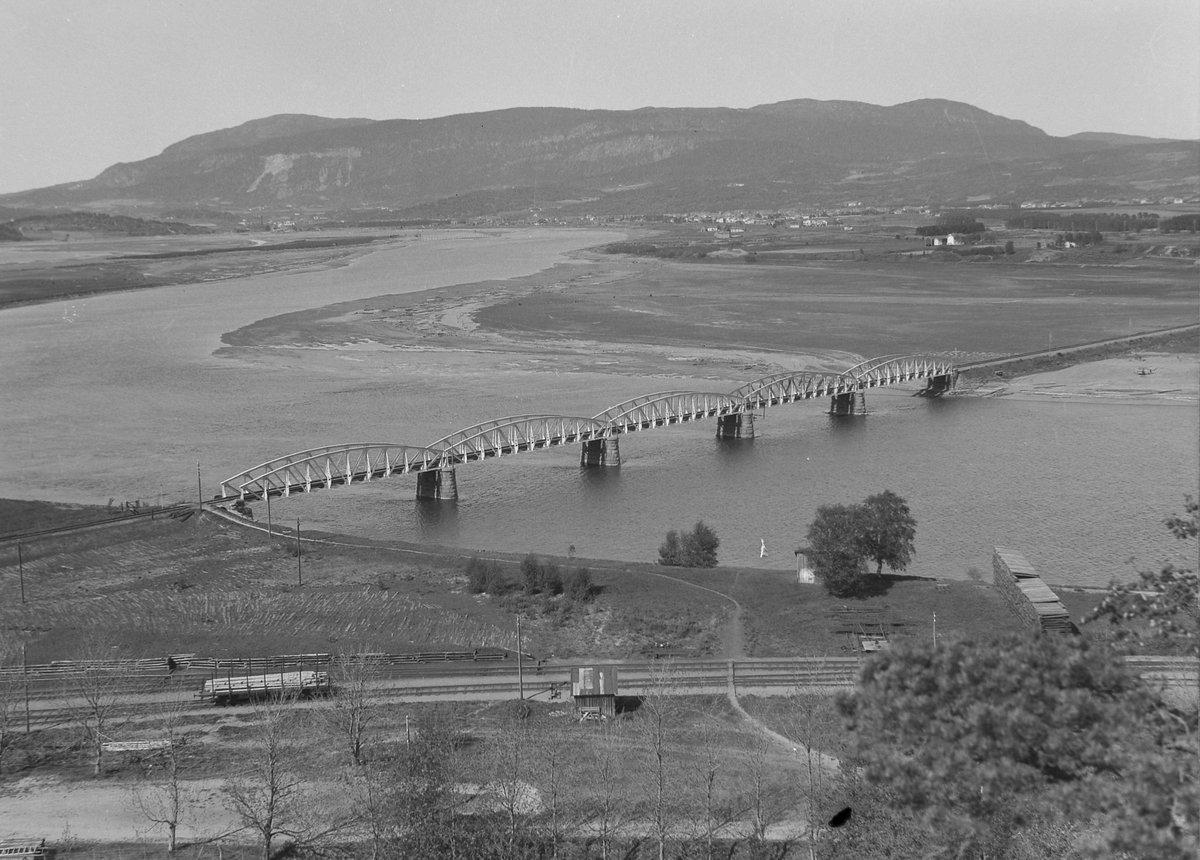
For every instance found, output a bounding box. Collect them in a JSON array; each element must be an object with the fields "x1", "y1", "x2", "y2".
[{"x1": 218, "y1": 355, "x2": 956, "y2": 503}]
